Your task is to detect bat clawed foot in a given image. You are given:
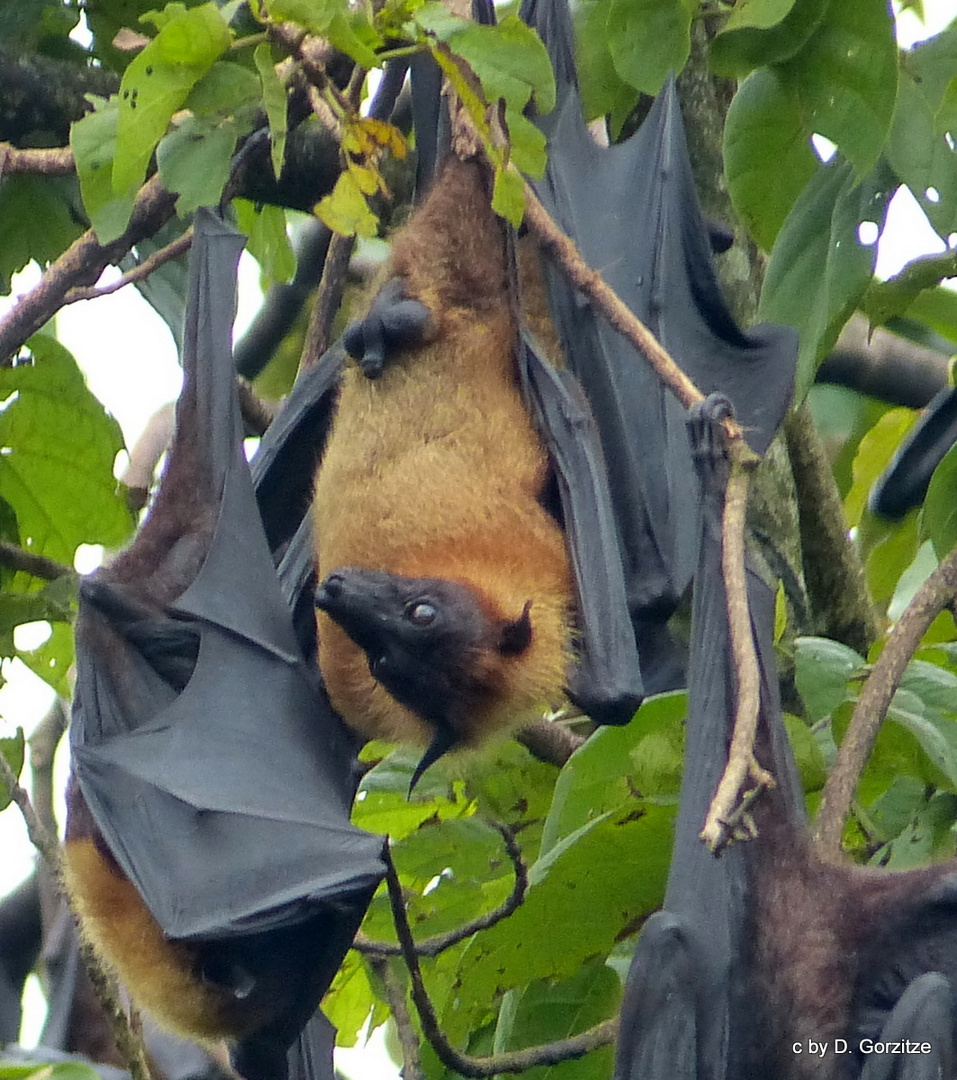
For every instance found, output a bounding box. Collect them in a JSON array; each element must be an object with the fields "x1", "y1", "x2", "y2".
[{"x1": 343, "y1": 278, "x2": 433, "y2": 380}]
